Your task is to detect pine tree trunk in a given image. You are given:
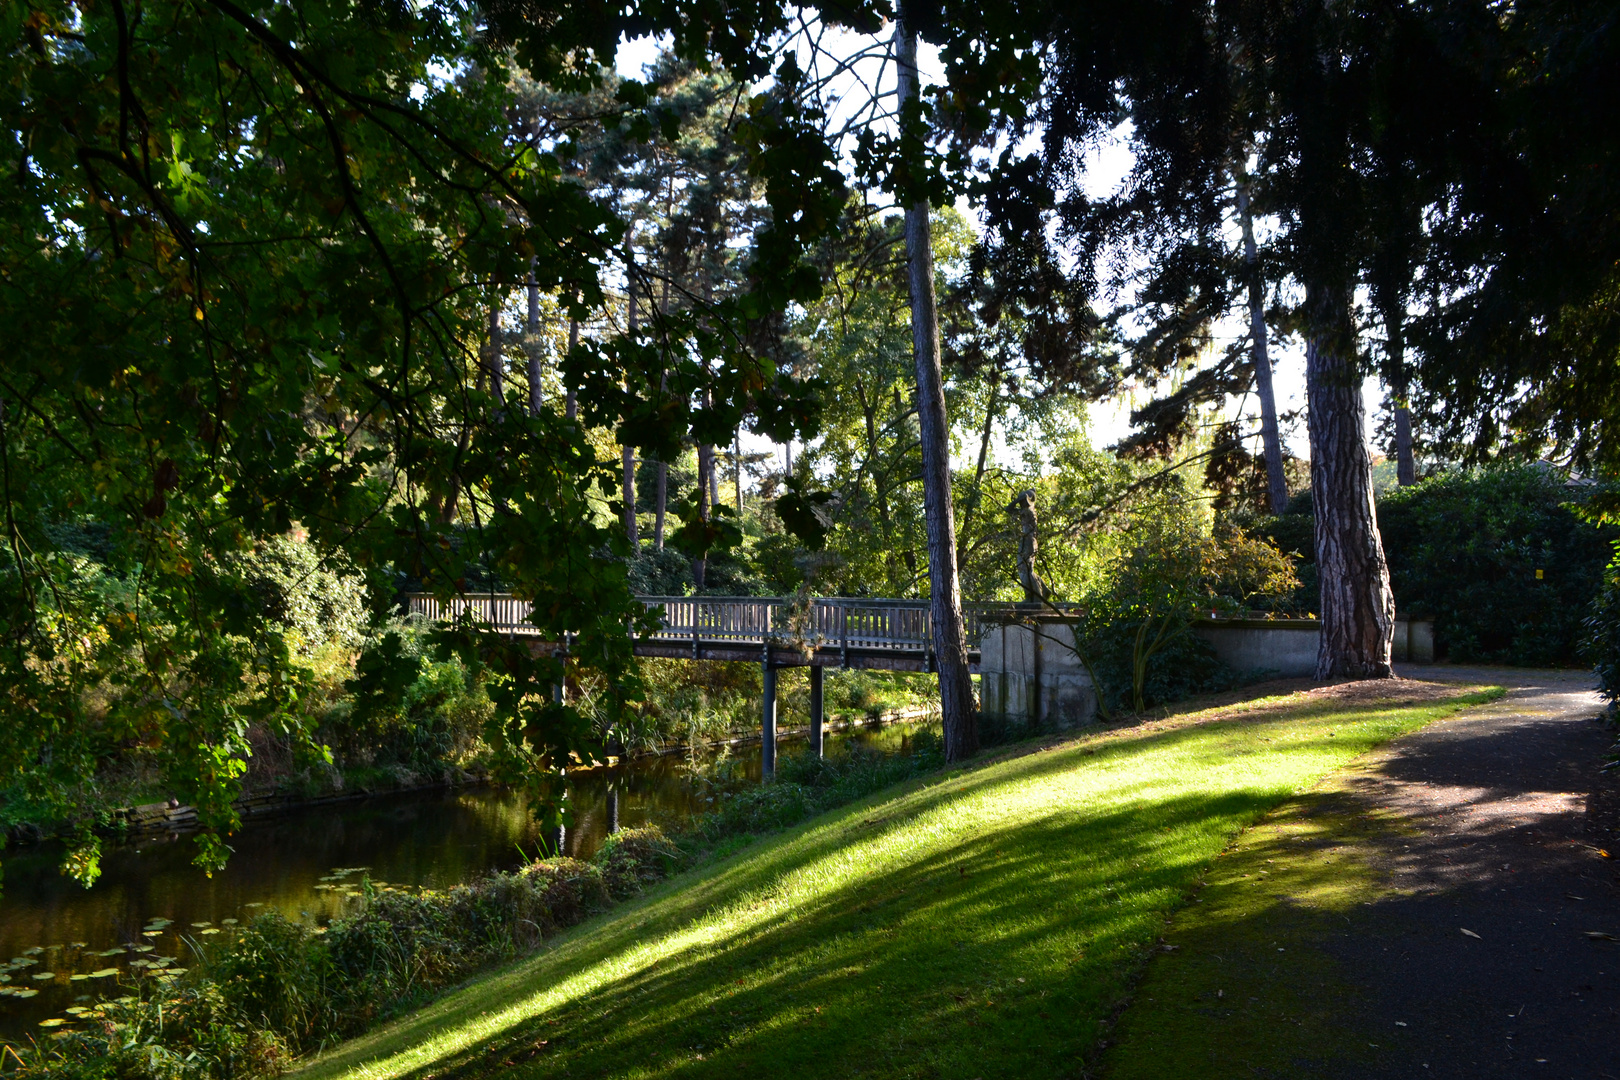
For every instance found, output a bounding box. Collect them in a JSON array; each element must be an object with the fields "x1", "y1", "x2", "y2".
[
  {"x1": 897, "y1": 7, "x2": 976, "y2": 760},
  {"x1": 623, "y1": 275, "x2": 639, "y2": 546},
  {"x1": 1306, "y1": 282, "x2": 1395, "y2": 680},
  {"x1": 693, "y1": 437, "x2": 711, "y2": 590},
  {"x1": 1237, "y1": 179, "x2": 1289, "y2": 514},
  {"x1": 564, "y1": 315, "x2": 578, "y2": 421},
  {"x1": 654, "y1": 463, "x2": 667, "y2": 549},
  {"x1": 525, "y1": 261, "x2": 543, "y2": 416},
  {"x1": 484, "y1": 302, "x2": 504, "y2": 407},
  {"x1": 1387, "y1": 318, "x2": 1416, "y2": 486},
  {"x1": 1393, "y1": 398, "x2": 1415, "y2": 485}
]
